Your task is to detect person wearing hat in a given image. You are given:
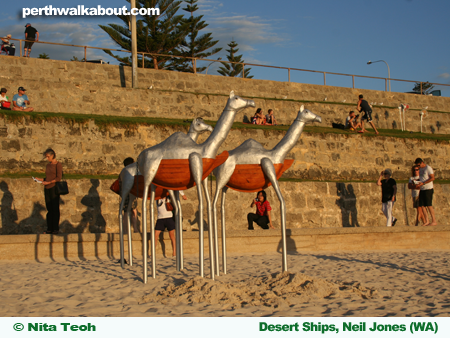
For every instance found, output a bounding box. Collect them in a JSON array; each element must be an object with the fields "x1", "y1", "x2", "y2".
[
  {"x1": 12, "y1": 87, "x2": 34, "y2": 112},
  {"x1": 377, "y1": 168, "x2": 397, "y2": 227},
  {"x1": 24, "y1": 23, "x2": 39, "y2": 57},
  {"x1": 1, "y1": 34, "x2": 11, "y2": 51},
  {"x1": 0, "y1": 88, "x2": 11, "y2": 110}
]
